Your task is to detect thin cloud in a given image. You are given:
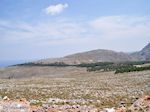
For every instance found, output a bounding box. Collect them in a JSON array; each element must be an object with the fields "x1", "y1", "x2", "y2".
[
  {"x1": 0, "y1": 16, "x2": 150, "y2": 60},
  {"x1": 90, "y1": 16, "x2": 150, "y2": 39},
  {"x1": 0, "y1": 16, "x2": 150, "y2": 46},
  {"x1": 44, "y1": 3, "x2": 68, "y2": 15}
]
